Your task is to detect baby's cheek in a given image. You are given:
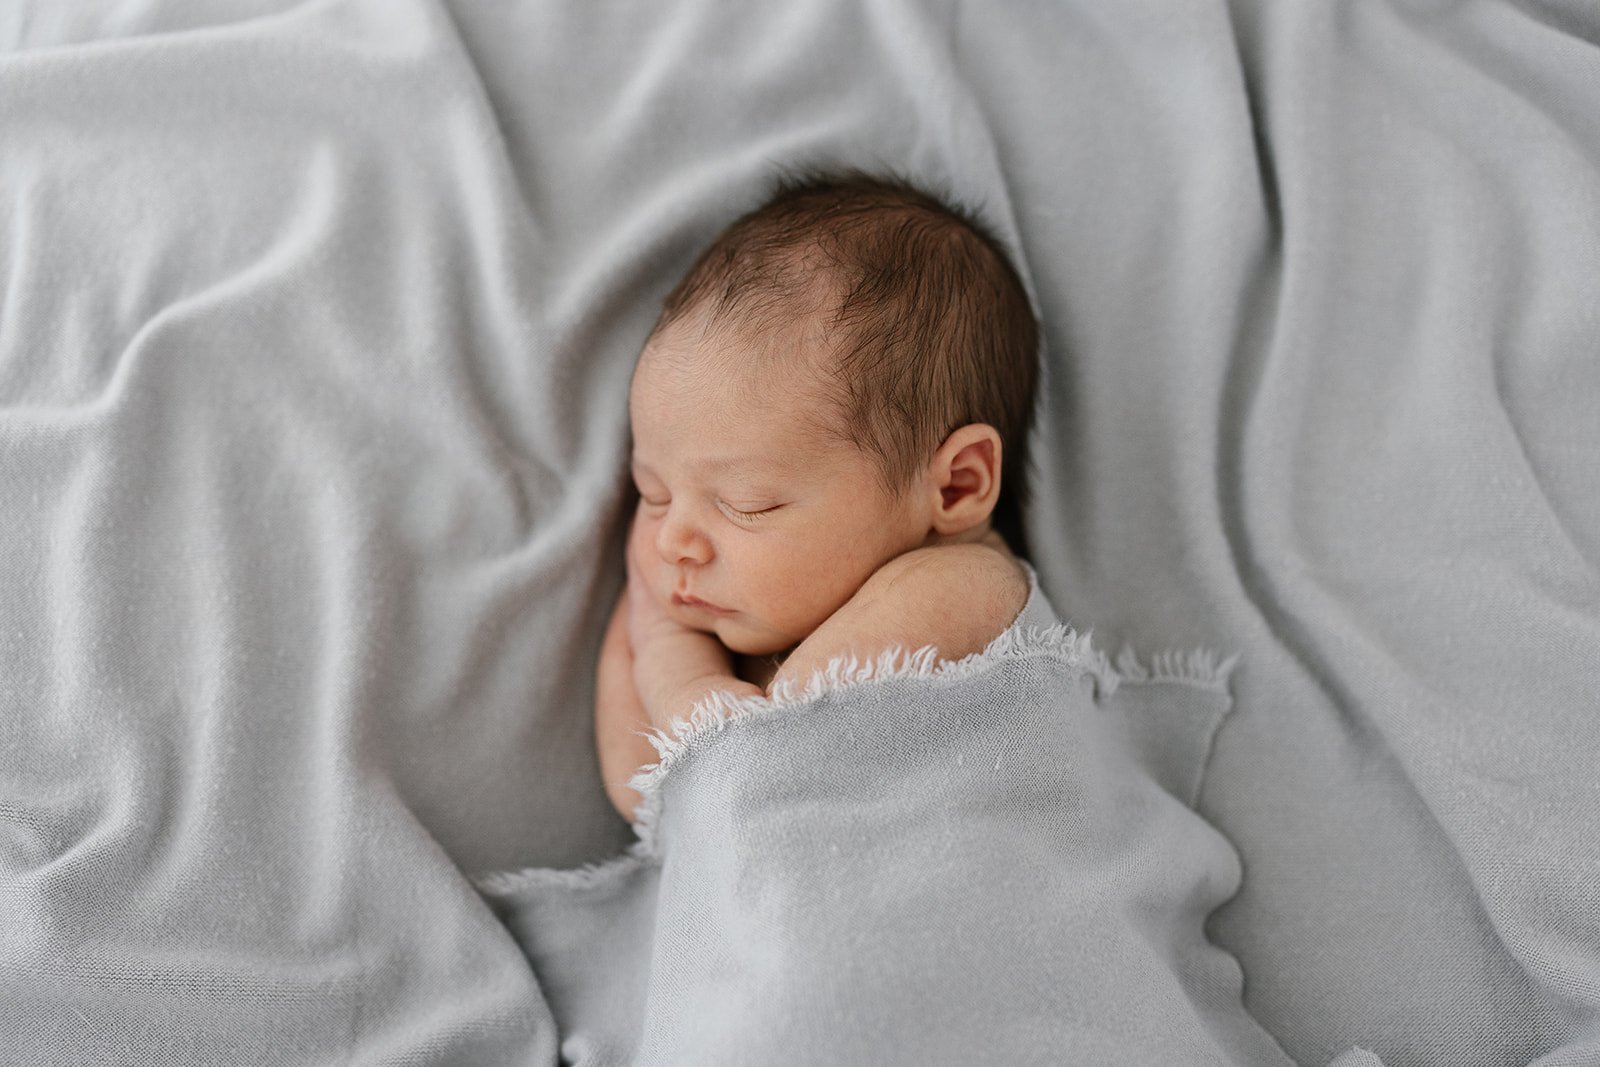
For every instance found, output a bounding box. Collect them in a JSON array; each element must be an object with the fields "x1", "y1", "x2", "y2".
[
  {"x1": 628, "y1": 510, "x2": 661, "y2": 571},
  {"x1": 625, "y1": 516, "x2": 665, "y2": 596}
]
